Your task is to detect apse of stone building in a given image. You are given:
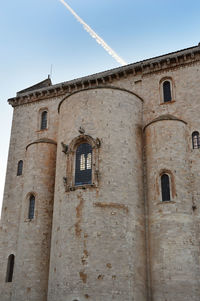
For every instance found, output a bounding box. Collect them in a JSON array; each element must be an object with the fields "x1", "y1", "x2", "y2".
[{"x1": 1, "y1": 44, "x2": 200, "y2": 301}]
